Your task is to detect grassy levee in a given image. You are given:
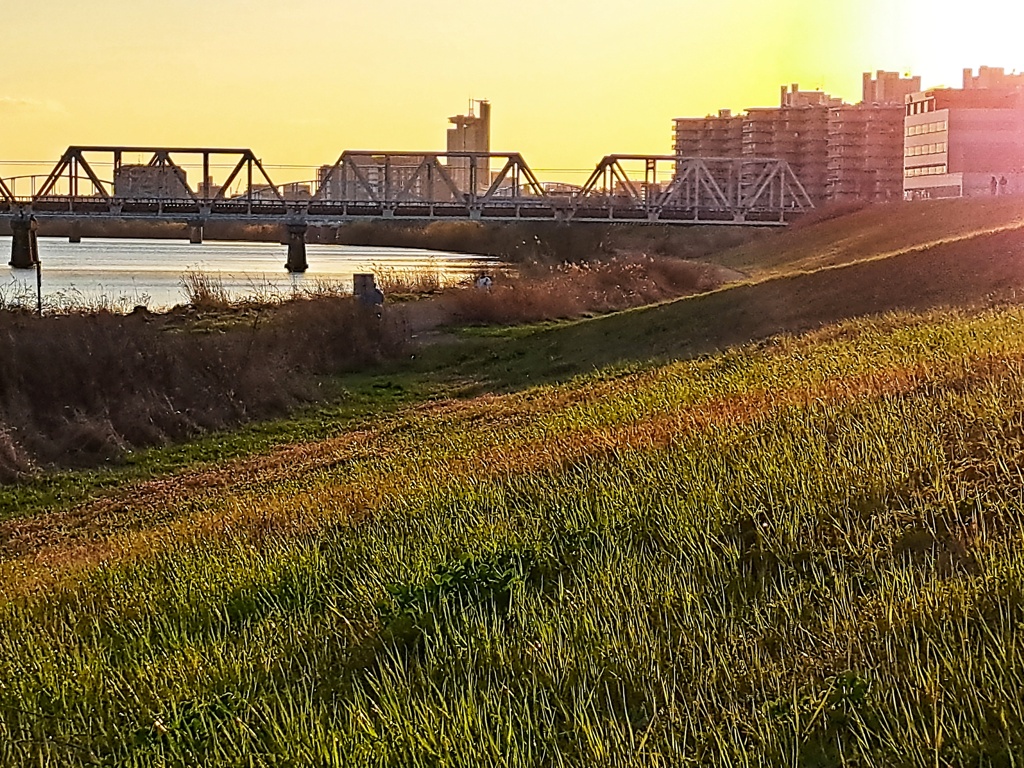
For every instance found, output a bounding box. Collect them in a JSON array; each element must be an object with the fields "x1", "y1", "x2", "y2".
[
  {"x1": 710, "y1": 197, "x2": 1024, "y2": 279},
  {"x1": 7, "y1": 202, "x2": 1024, "y2": 764},
  {"x1": 456, "y1": 222, "x2": 1024, "y2": 388},
  {"x1": 4, "y1": 304, "x2": 1024, "y2": 763}
]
